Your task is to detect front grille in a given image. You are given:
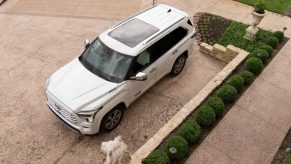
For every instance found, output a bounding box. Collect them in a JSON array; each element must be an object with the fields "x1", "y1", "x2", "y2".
[{"x1": 47, "y1": 95, "x2": 78, "y2": 125}]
